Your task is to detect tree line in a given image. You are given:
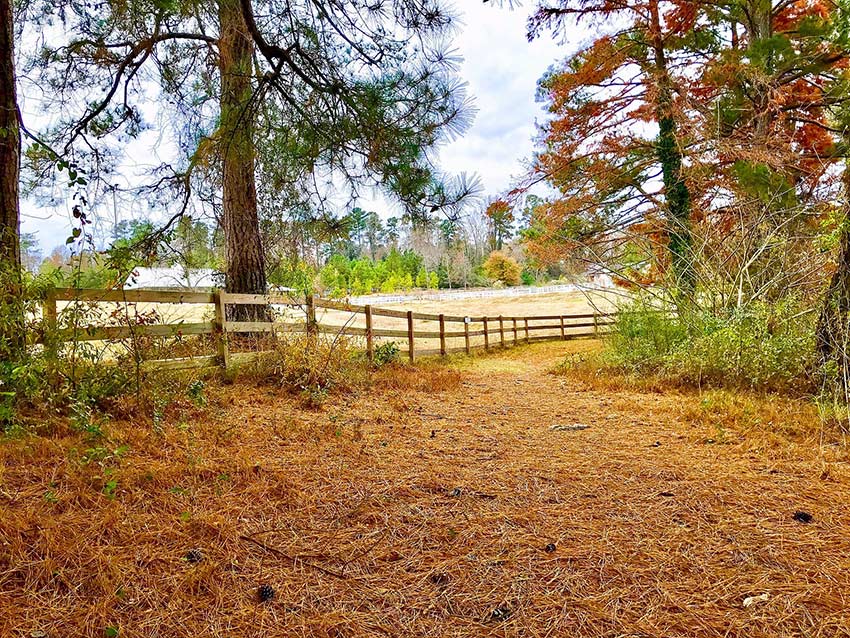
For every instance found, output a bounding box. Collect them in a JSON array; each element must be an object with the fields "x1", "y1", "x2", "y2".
[{"x1": 21, "y1": 202, "x2": 568, "y2": 293}]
